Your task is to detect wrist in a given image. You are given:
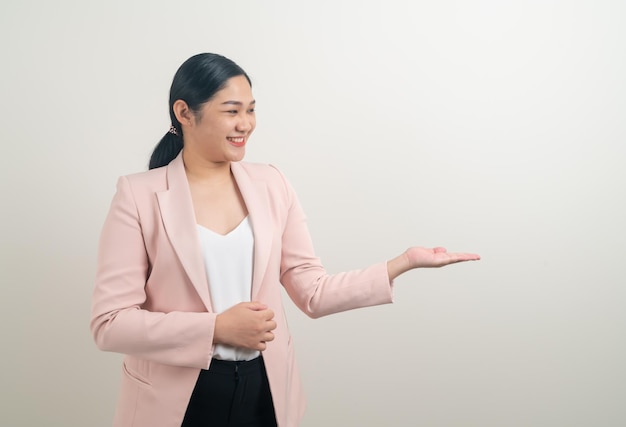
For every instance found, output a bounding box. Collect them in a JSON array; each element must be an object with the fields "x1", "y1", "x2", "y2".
[
  {"x1": 387, "y1": 251, "x2": 411, "y2": 281},
  {"x1": 213, "y1": 313, "x2": 224, "y2": 345}
]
